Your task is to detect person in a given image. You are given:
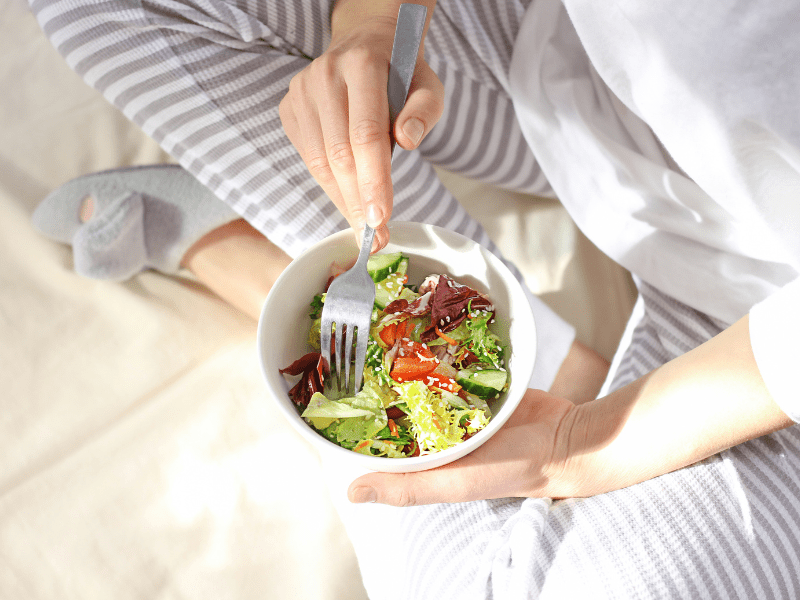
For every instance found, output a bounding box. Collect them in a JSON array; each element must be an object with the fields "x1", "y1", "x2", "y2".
[
  {"x1": 29, "y1": 0, "x2": 800, "y2": 599},
  {"x1": 29, "y1": 0, "x2": 604, "y2": 400}
]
